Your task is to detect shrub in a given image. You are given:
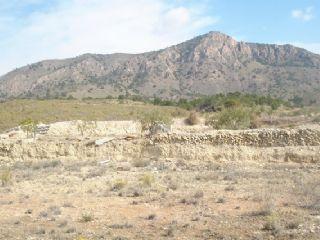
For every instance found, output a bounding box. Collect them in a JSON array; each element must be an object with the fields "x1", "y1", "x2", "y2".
[
  {"x1": 262, "y1": 214, "x2": 281, "y2": 234},
  {"x1": 0, "y1": 169, "x2": 11, "y2": 186},
  {"x1": 293, "y1": 175, "x2": 320, "y2": 210},
  {"x1": 20, "y1": 118, "x2": 38, "y2": 138},
  {"x1": 76, "y1": 121, "x2": 97, "y2": 137},
  {"x1": 167, "y1": 181, "x2": 178, "y2": 191},
  {"x1": 140, "y1": 111, "x2": 172, "y2": 130},
  {"x1": 210, "y1": 107, "x2": 253, "y2": 130},
  {"x1": 193, "y1": 190, "x2": 204, "y2": 198},
  {"x1": 111, "y1": 179, "x2": 127, "y2": 191},
  {"x1": 76, "y1": 236, "x2": 89, "y2": 240},
  {"x1": 140, "y1": 173, "x2": 155, "y2": 187},
  {"x1": 286, "y1": 221, "x2": 300, "y2": 230},
  {"x1": 216, "y1": 197, "x2": 226, "y2": 203},
  {"x1": 32, "y1": 160, "x2": 61, "y2": 170},
  {"x1": 85, "y1": 167, "x2": 106, "y2": 179},
  {"x1": 80, "y1": 213, "x2": 94, "y2": 222},
  {"x1": 185, "y1": 112, "x2": 200, "y2": 125},
  {"x1": 132, "y1": 158, "x2": 150, "y2": 168},
  {"x1": 312, "y1": 115, "x2": 320, "y2": 123},
  {"x1": 224, "y1": 99, "x2": 240, "y2": 108}
]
